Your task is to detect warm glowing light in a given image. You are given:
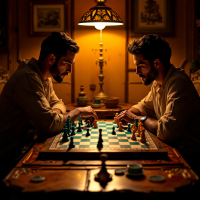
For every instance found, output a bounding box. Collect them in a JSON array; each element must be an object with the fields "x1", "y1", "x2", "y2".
[
  {"x1": 95, "y1": 24, "x2": 106, "y2": 30},
  {"x1": 78, "y1": 22, "x2": 123, "y2": 30}
]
